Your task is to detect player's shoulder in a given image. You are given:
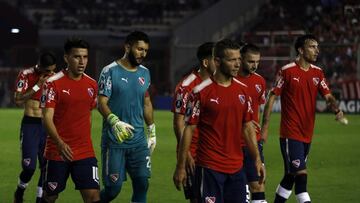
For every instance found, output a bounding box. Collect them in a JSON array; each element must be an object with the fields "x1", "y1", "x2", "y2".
[
  {"x1": 47, "y1": 70, "x2": 65, "y2": 83},
  {"x1": 19, "y1": 66, "x2": 36, "y2": 76},
  {"x1": 138, "y1": 64, "x2": 149, "y2": 71},
  {"x1": 281, "y1": 62, "x2": 297, "y2": 71},
  {"x1": 310, "y1": 64, "x2": 324, "y2": 72},
  {"x1": 233, "y1": 78, "x2": 248, "y2": 88},
  {"x1": 181, "y1": 72, "x2": 200, "y2": 87},
  {"x1": 83, "y1": 73, "x2": 97, "y2": 85},
  {"x1": 101, "y1": 61, "x2": 117, "y2": 74},
  {"x1": 192, "y1": 78, "x2": 213, "y2": 93}
]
